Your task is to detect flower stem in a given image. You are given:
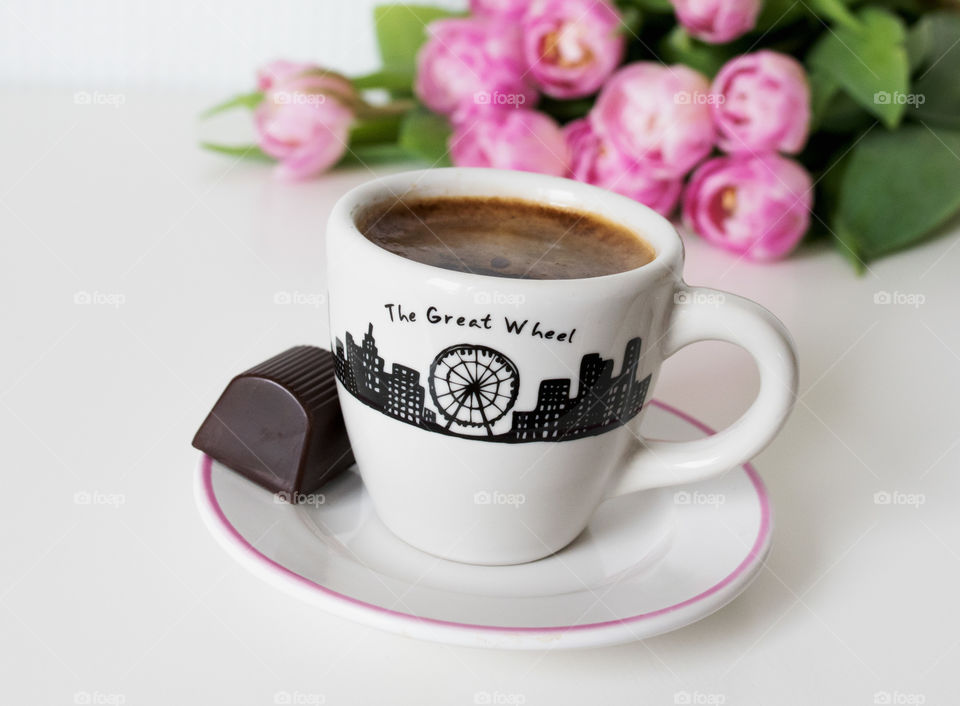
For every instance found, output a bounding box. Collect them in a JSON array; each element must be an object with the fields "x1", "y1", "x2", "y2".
[
  {"x1": 352, "y1": 70, "x2": 415, "y2": 94},
  {"x1": 350, "y1": 111, "x2": 406, "y2": 146}
]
